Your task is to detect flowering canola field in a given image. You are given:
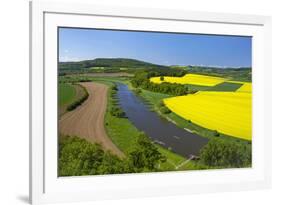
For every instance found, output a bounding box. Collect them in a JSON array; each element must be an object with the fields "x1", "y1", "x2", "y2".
[
  {"x1": 150, "y1": 74, "x2": 226, "y2": 86},
  {"x1": 164, "y1": 91, "x2": 252, "y2": 140},
  {"x1": 236, "y1": 83, "x2": 252, "y2": 92}
]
